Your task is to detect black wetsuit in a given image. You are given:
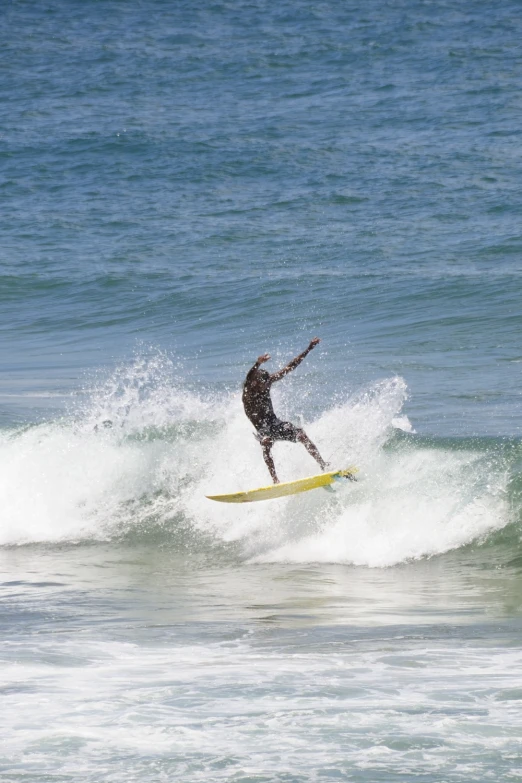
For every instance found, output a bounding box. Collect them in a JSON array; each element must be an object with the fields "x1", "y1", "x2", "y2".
[{"x1": 242, "y1": 366, "x2": 300, "y2": 442}]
